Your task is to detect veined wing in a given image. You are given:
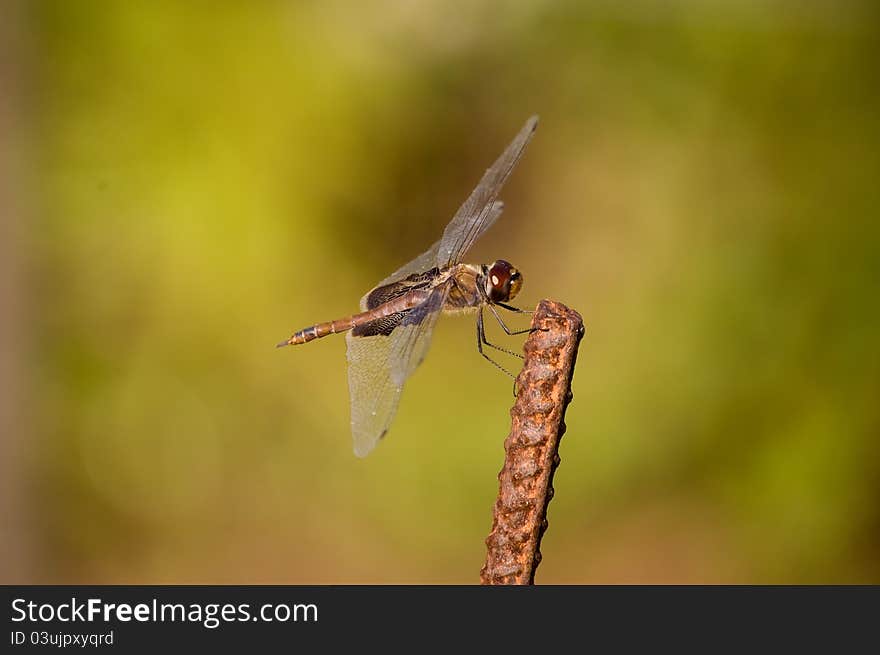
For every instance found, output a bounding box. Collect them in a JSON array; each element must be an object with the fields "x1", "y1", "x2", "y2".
[
  {"x1": 346, "y1": 284, "x2": 449, "y2": 457},
  {"x1": 436, "y1": 115, "x2": 538, "y2": 268}
]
